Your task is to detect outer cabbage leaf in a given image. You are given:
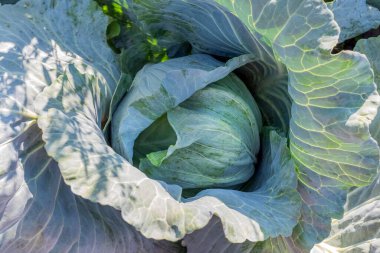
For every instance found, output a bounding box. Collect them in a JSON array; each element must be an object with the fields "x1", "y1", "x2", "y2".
[
  {"x1": 212, "y1": 0, "x2": 380, "y2": 250},
  {"x1": 311, "y1": 173, "x2": 380, "y2": 253},
  {"x1": 183, "y1": 218, "x2": 300, "y2": 253},
  {"x1": 0, "y1": 127, "x2": 181, "y2": 253},
  {"x1": 182, "y1": 217, "x2": 256, "y2": 253},
  {"x1": 311, "y1": 35, "x2": 380, "y2": 253},
  {"x1": 0, "y1": 0, "x2": 181, "y2": 251},
  {"x1": 354, "y1": 36, "x2": 380, "y2": 144},
  {"x1": 327, "y1": 0, "x2": 380, "y2": 42}
]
